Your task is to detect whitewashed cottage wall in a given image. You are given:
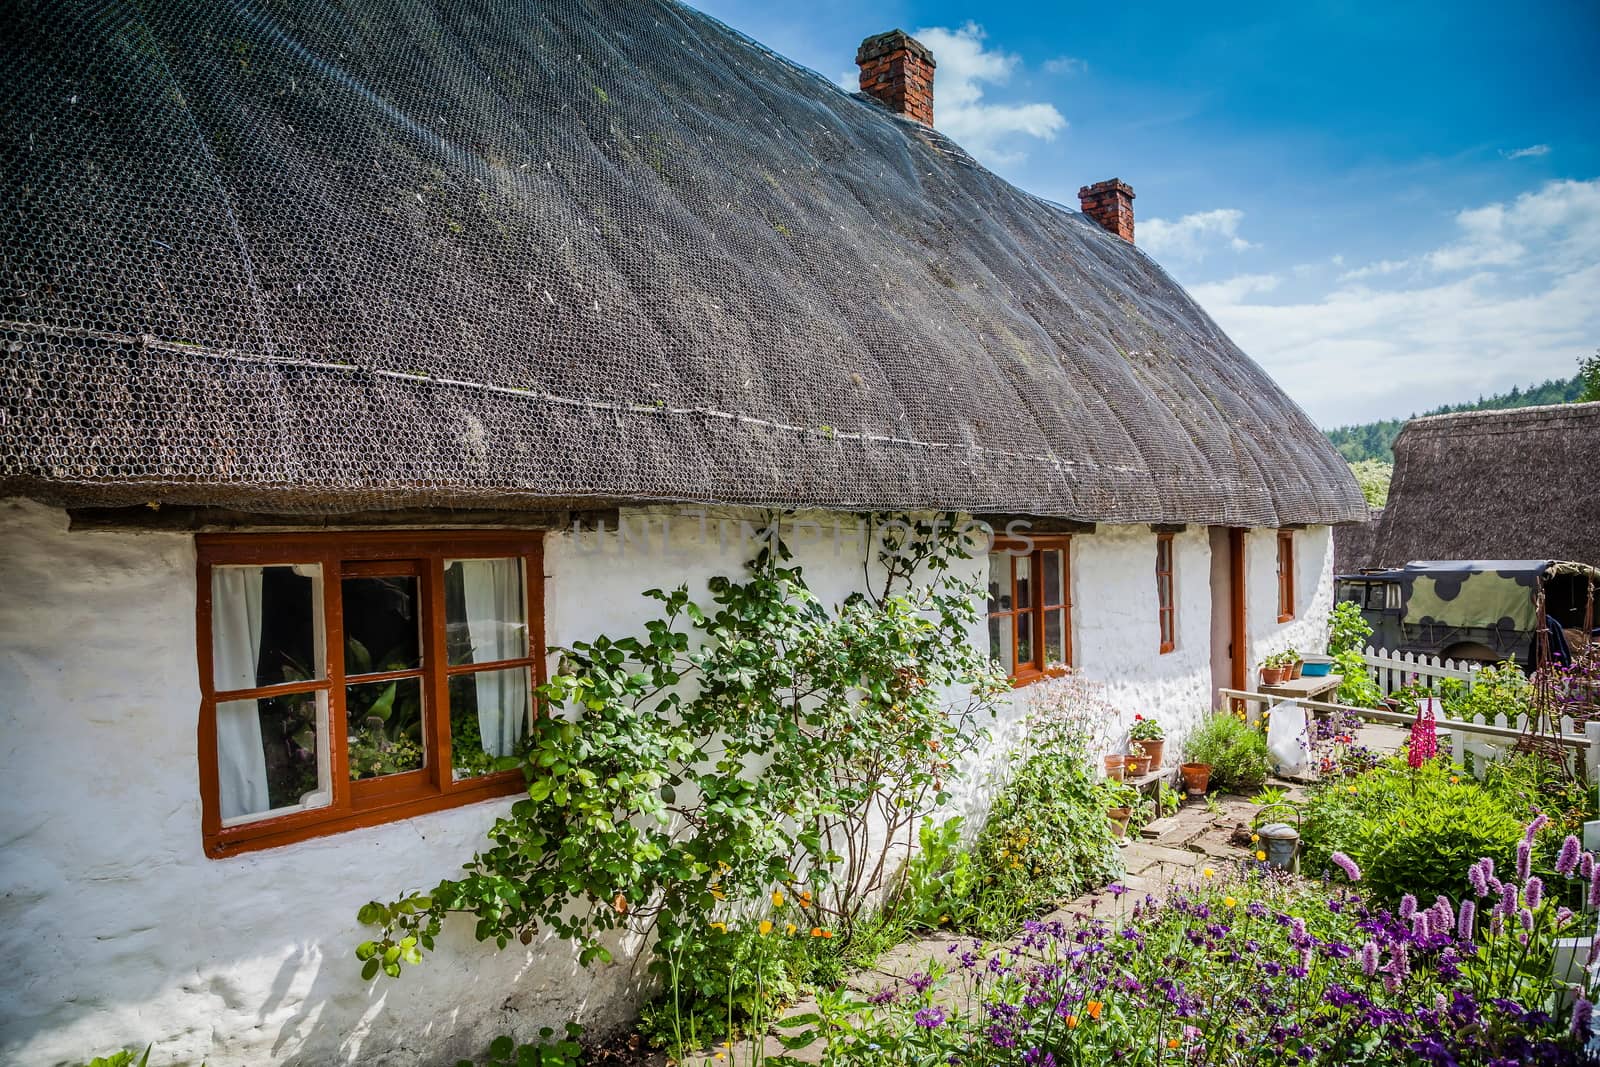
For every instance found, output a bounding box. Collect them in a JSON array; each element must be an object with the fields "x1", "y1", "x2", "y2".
[{"x1": 0, "y1": 501, "x2": 1332, "y2": 1066}]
